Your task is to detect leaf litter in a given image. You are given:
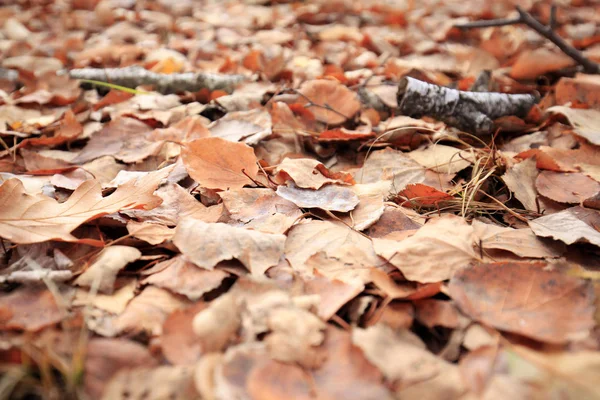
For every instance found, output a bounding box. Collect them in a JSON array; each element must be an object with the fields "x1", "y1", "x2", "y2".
[{"x1": 1, "y1": 1, "x2": 600, "y2": 399}]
